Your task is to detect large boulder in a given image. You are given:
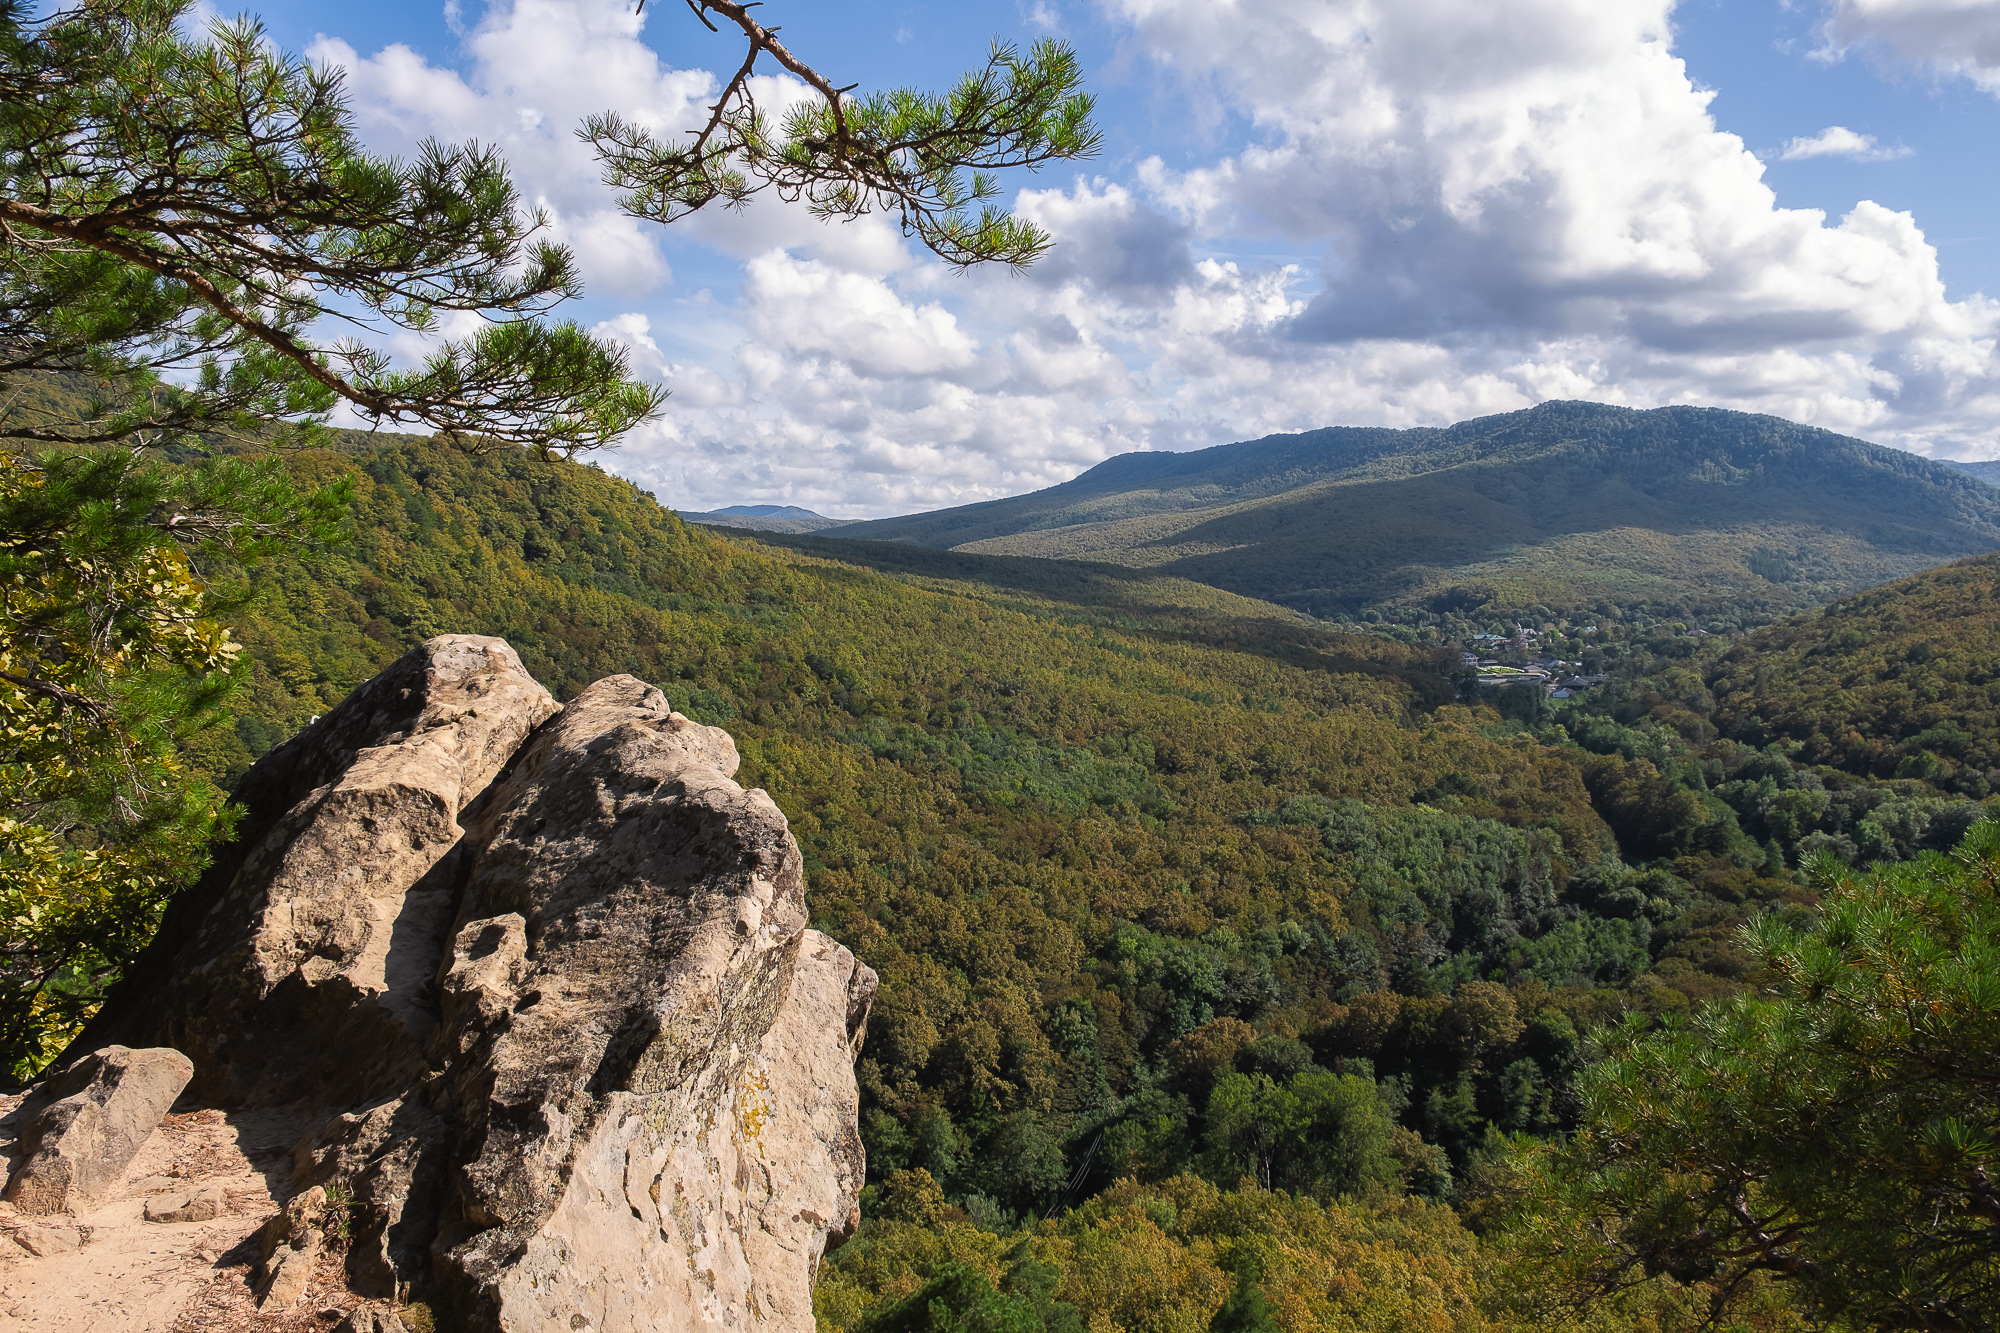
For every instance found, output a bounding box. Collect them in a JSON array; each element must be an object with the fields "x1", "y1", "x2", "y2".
[
  {"x1": 68, "y1": 646, "x2": 874, "y2": 1332},
  {"x1": 420, "y1": 674, "x2": 874, "y2": 1328},
  {"x1": 4, "y1": 1045, "x2": 193, "y2": 1215},
  {"x1": 83, "y1": 634, "x2": 560, "y2": 1106}
]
